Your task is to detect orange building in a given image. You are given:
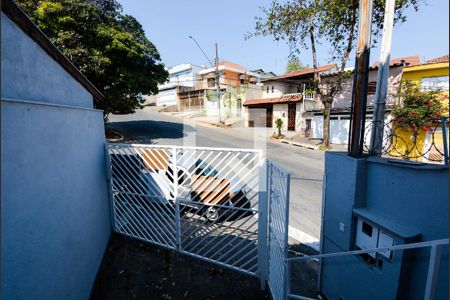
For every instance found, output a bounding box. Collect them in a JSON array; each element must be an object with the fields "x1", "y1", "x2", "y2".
[{"x1": 196, "y1": 61, "x2": 262, "y2": 118}]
